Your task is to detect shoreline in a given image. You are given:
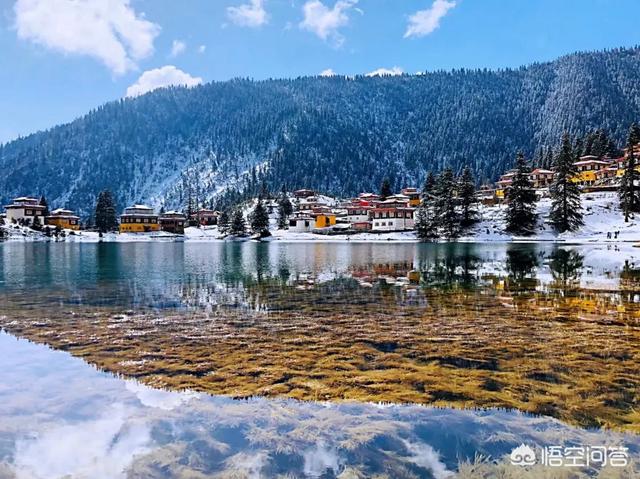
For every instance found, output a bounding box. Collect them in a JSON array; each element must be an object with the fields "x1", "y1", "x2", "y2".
[{"x1": 2, "y1": 232, "x2": 639, "y2": 245}]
